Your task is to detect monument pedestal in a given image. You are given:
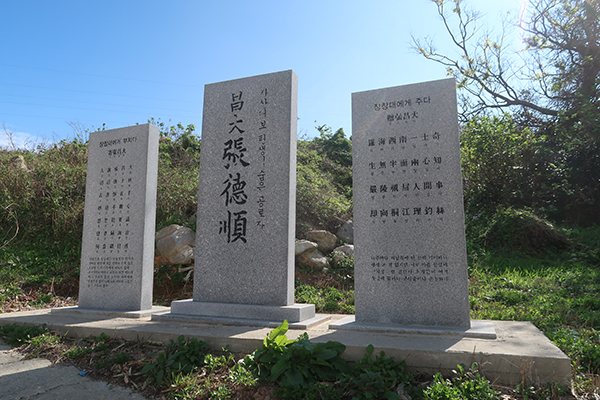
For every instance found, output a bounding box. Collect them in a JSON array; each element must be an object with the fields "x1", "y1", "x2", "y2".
[
  {"x1": 330, "y1": 316, "x2": 496, "y2": 339},
  {"x1": 153, "y1": 300, "x2": 329, "y2": 329},
  {"x1": 51, "y1": 306, "x2": 169, "y2": 319},
  {"x1": 0, "y1": 310, "x2": 571, "y2": 386}
]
